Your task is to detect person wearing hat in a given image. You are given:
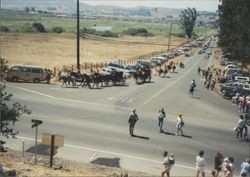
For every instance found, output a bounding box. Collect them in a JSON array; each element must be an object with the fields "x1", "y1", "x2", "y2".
[{"x1": 128, "y1": 109, "x2": 139, "y2": 137}]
